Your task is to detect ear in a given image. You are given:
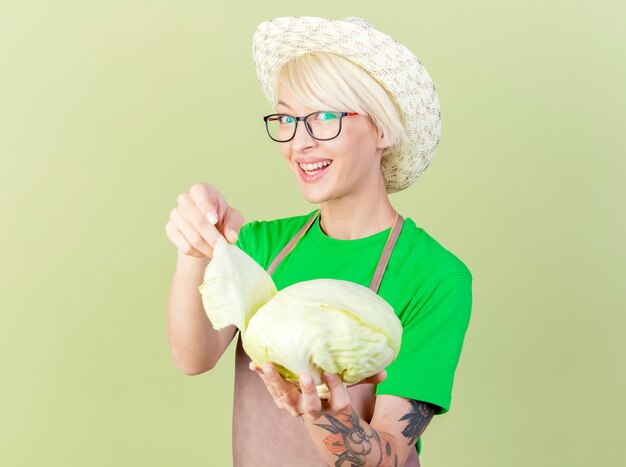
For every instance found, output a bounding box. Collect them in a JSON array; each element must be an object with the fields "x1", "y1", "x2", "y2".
[
  {"x1": 367, "y1": 117, "x2": 389, "y2": 150},
  {"x1": 377, "y1": 130, "x2": 390, "y2": 150}
]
